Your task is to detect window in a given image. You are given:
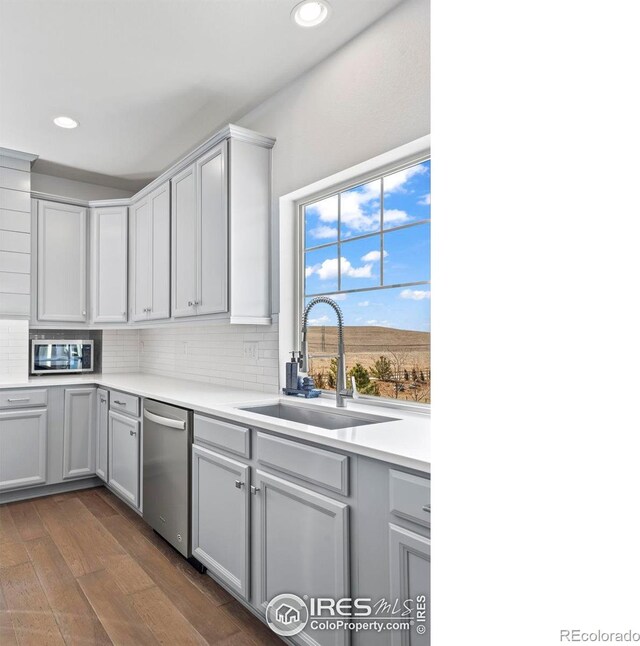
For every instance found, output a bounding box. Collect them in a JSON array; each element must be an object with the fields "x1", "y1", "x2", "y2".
[{"x1": 301, "y1": 158, "x2": 431, "y2": 404}]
